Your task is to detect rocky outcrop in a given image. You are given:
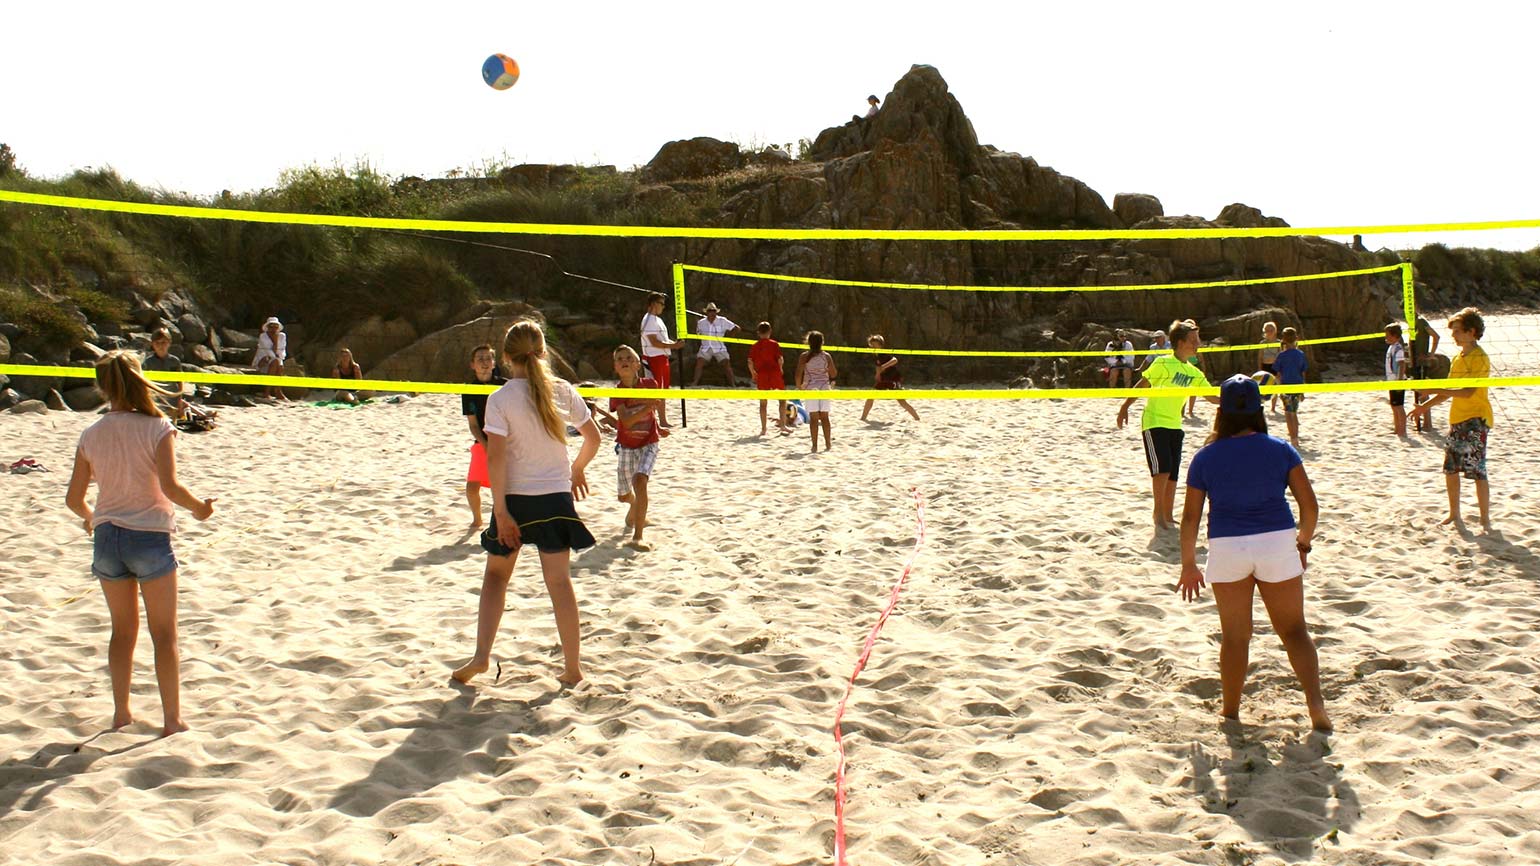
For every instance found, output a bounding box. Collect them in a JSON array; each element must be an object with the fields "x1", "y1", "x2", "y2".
[
  {"x1": 644, "y1": 138, "x2": 745, "y2": 182},
  {"x1": 1114, "y1": 193, "x2": 1164, "y2": 226},
  {"x1": 369, "y1": 305, "x2": 578, "y2": 389},
  {"x1": 300, "y1": 316, "x2": 419, "y2": 377}
]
